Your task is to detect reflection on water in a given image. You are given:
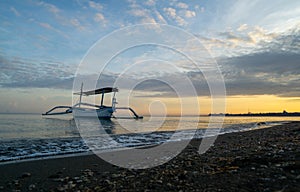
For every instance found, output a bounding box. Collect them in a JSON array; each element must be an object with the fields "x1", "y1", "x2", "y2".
[
  {"x1": 1, "y1": 114, "x2": 300, "y2": 162},
  {"x1": 1, "y1": 114, "x2": 300, "y2": 140},
  {"x1": 75, "y1": 116, "x2": 184, "y2": 136},
  {"x1": 0, "y1": 114, "x2": 77, "y2": 140}
]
